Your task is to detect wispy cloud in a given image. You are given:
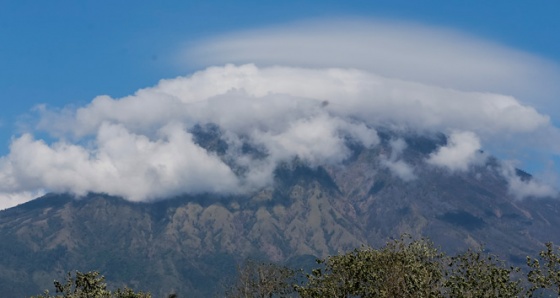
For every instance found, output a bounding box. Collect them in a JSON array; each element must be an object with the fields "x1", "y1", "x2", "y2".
[
  {"x1": 184, "y1": 18, "x2": 560, "y2": 110},
  {"x1": 426, "y1": 131, "x2": 486, "y2": 172},
  {"x1": 500, "y1": 162, "x2": 557, "y2": 199},
  {"x1": 380, "y1": 138, "x2": 416, "y2": 181},
  {"x1": 0, "y1": 190, "x2": 45, "y2": 211}
]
